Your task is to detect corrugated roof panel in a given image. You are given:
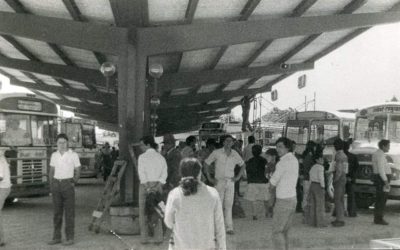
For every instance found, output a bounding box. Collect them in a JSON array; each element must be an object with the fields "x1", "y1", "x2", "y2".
[
  {"x1": 194, "y1": 0, "x2": 247, "y2": 21},
  {"x1": 287, "y1": 29, "x2": 356, "y2": 64},
  {"x1": 0, "y1": 67, "x2": 31, "y2": 79},
  {"x1": 64, "y1": 79, "x2": 90, "y2": 91},
  {"x1": 0, "y1": 1, "x2": 16, "y2": 12},
  {"x1": 31, "y1": 73, "x2": 63, "y2": 87},
  {"x1": 148, "y1": 0, "x2": 188, "y2": 24},
  {"x1": 250, "y1": 36, "x2": 306, "y2": 67},
  {"x1": 222, "y1": 78, "x2": 250, "y2": 91},
  {"x1": 354, "y1": 0, "x2": 399, "y2": 13},
  {"x1": 12, "y1": 37, "x2": 66, "y2": 65},
  {"x1": 180, "y1": 48, "x2": 221, "y2": 72},
  {"x1": 59, "y1": 46, "x2": 99, "y2": 70},
  {"x1": 215, "y1": 107, "x2": 228, "y2": 112},
  {"x1": 303, "y1": 0, "x2": 353, "y2": 16},
  {"x1": 187, "y1": 103, "x2": 200, "y2": 106},
  {"x1": 0, "y1": 37, "x2": 29, "y2": 60},
  {"x1": 148, "y1": 54, "x2": 181, "y2": 74},
  {"x1": 75, "y1": 0, "x2": 115, "y2": 25},
  {"x1": 250, "y1": 0, "x2": 302, "y2": 20},
  {"x1": 13, "y1": 75, "x2": 36, "y2": 83},
  {"x1": 37, "y1": 90, "x2": 61, "y2": 100},
  {"x1": 19, "y1": 0, "x2": 72, "y2": 20},
  {"x1": 215, "y1": 42, "x2": 263, "y2": 69},
  {"x1": 228, "y1": 96, "x2": 243, "y2": 102},
  {"x1": 170, "y1": 87, "x2": 191, "y2": 96},
  {"x1": 198, "y1": 110, "x2": 210, "y2": 114},
  {"x1": 197, "y1": 83, "x2": 220, "y2": 93},
  {"x1": 247, "y1": 74, "x2": 280, "y2": 89},
  {"x1": 64, "y1": 95, "x2": 82, "y2": 102},
  {"x1": 207, "y1": 100, "x2": 222, "y2": 104}
]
